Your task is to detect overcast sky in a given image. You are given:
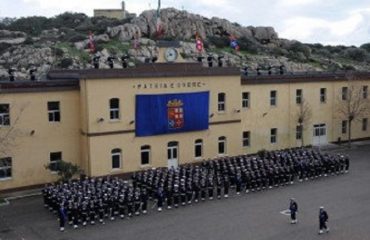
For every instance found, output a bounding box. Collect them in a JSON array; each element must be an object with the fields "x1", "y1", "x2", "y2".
[{"x1": 1, "y1": 0, "x2": 370, "y2": 46}]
